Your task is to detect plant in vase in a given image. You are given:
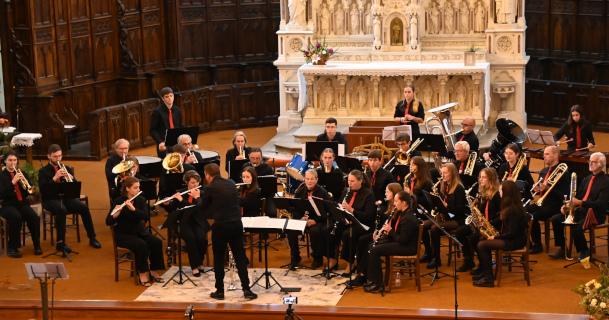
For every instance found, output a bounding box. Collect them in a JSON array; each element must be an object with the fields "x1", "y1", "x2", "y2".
[
  {"x1": 302, "y1": 39, "x2": 336, "y2": 65},
  {"x1": 464, "y1": 45, "x2": 477, "y2": 66},
  {"x1": 574, "y1": 264, "x2": 609, "y2": 319}
]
